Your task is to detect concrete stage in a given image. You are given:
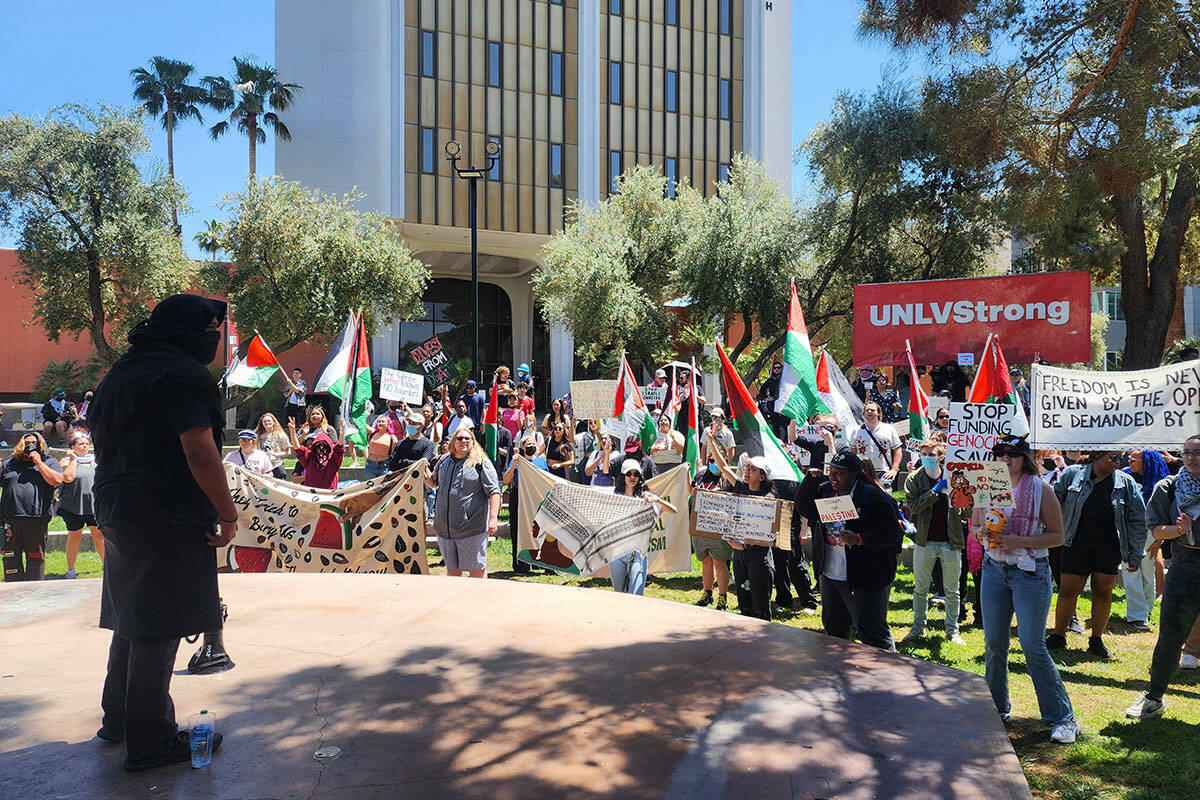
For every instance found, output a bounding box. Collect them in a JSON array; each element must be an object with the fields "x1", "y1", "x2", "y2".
[{"x1": 0, "y1": 575, "x2": 1031, "y2": 800}]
